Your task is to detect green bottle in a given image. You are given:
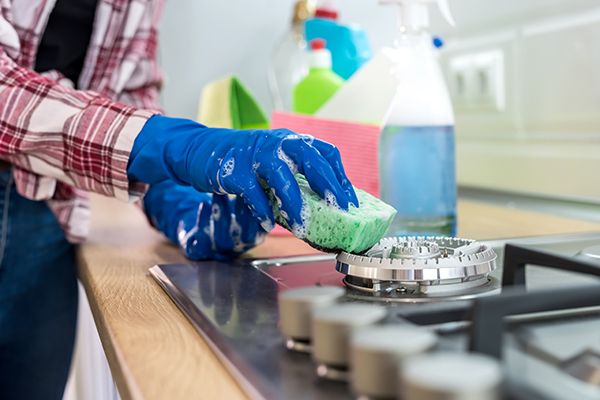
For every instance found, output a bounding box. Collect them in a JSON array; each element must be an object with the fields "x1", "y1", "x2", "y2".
[{"x1": 293, "y1": 39, "x2": 344, "y2": 115}]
